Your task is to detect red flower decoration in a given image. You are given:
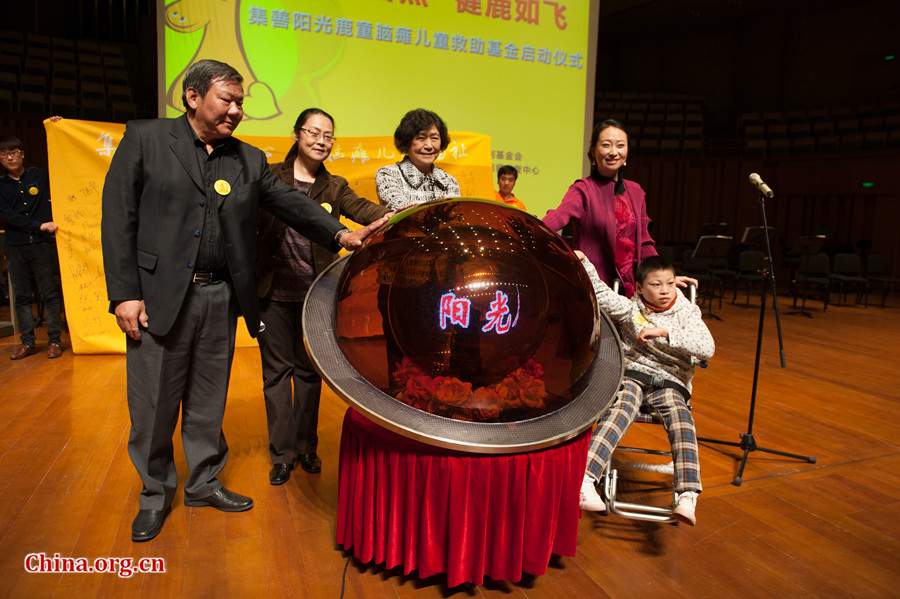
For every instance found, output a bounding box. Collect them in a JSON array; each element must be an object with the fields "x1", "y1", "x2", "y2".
[
  {"x1": 434, "y1": 377, "x2": 473, "y2": 406},
  {"x1": 394, "y1": 356, "x2": 428, "y2": 387},
  {"x1": 392, "y1": 358, "x2": 549, "y2": 422},
  {"x1": 521, "y1": 358, "x2": 544, "y2": 379}
]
